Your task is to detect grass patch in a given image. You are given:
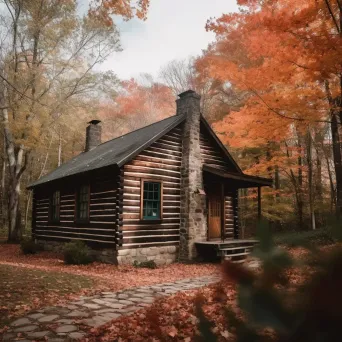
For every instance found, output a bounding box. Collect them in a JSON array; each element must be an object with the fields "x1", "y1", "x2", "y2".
[
  {"x1": 274, "y1": 228, "x2": 336, "y2": 247},
  {"x1": 0, "y1": 264, "x2": 94, "y2": 327}
]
